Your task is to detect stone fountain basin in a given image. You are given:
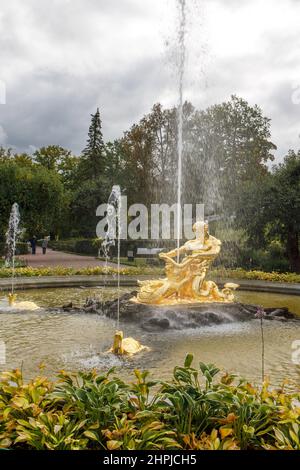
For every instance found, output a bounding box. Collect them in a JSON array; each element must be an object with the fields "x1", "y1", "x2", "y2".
[{"x1": 61, "y1": 291, "x2": 297, "y2": 332}]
